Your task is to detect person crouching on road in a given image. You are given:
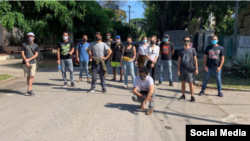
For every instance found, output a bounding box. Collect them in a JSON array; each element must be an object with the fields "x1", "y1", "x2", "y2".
[
  {"x1": 76, "y1": 34, "x2": 91, "y2": 83},
  {"x1": 21, "y1": 32, "x2": 39, "y2": 96},
  {"x1": 57, "y1": 32, "x2": 75, "y2": 87},
  {"x1": 132, "y1": 67, "x2": 155, "y2": 115},
  {"x1": 110, "y1": 35, "x2": 124, "y2": 82},
  {"x1": 177, "y1": 36, "x2": 198, "y2": 102},
  {"x1": 87, "y1": 32, "x2": 112, "y2": 93}
]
